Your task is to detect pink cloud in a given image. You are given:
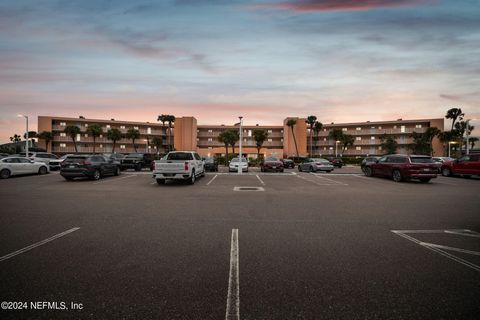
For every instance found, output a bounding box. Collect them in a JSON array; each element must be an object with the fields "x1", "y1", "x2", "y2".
[{"x1": 255, "y1": 0, "x2": 431, "y2": 12}]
